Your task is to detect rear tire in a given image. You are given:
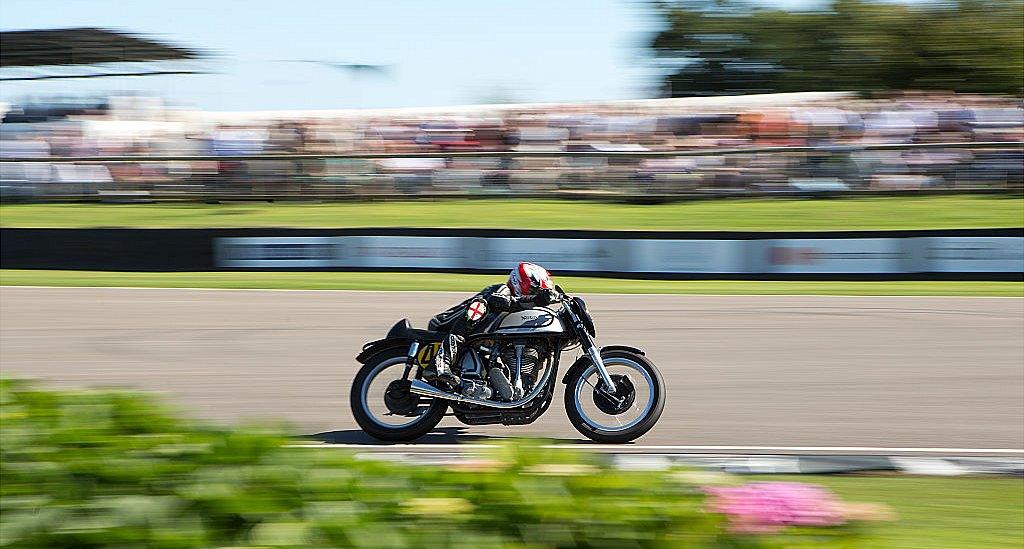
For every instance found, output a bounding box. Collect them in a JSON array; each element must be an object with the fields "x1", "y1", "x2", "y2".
[
  {"x1": 350, "y1": 347, "x2": 447, "y2": 442},
  {"x1": 563, "y1": 350, "x2": 665, "y2": 443}
]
